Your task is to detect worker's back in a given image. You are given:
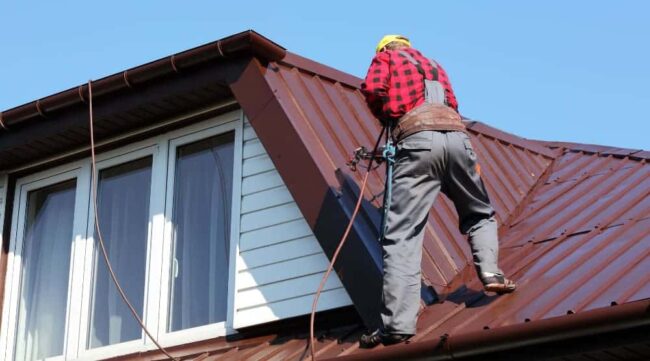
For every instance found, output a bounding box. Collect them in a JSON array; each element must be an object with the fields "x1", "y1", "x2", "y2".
[{"x1": 361, "y1": 47, "x2": 458, "y2": 121}]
